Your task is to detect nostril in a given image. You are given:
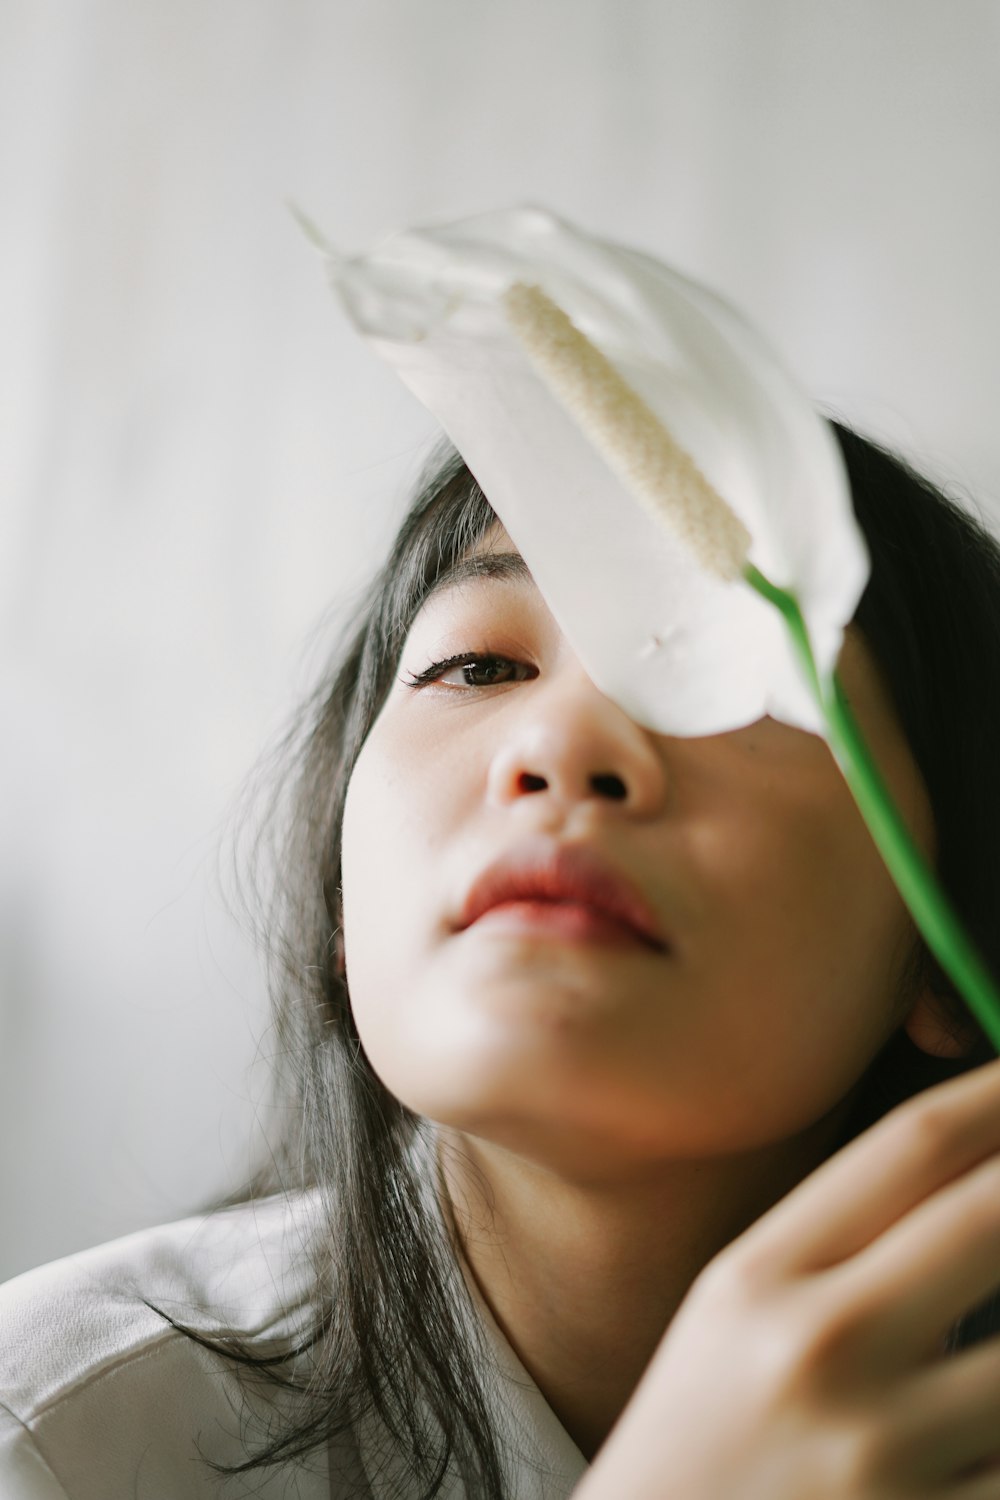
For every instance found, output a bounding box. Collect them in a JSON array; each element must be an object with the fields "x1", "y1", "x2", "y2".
[
  {"x1": 517, "y1": 773, "x2": 547, "y2": 792},
  {"x1": 514, "y1": 771, "x2": 629, "y2": 799},
  {"x1": 592, "y1": 774, "x2": 627, "y2": 800}
]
